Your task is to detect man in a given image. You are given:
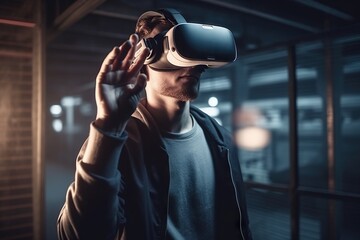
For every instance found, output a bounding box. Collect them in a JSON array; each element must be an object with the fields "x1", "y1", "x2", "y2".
[{"x1": 57, "y1": 9, "x2": 252, "y2": 240}]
